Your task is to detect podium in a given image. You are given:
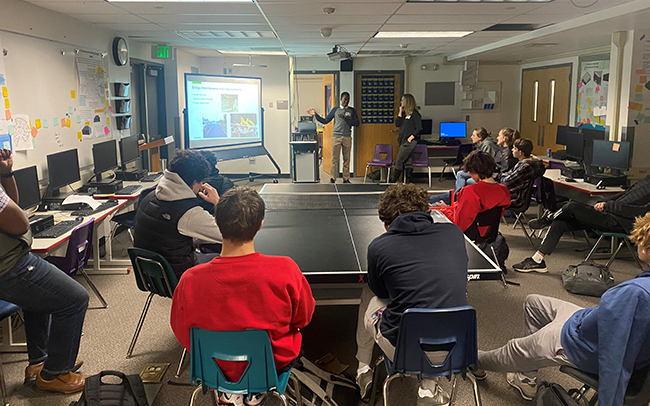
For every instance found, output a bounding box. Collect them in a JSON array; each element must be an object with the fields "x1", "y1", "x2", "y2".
[
  {"x1": 290, "y1": 141, "x2": 319, "y2": 183},
  {"x1": 139, "y1": 136, "x2": 174, "y2": 172}
]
